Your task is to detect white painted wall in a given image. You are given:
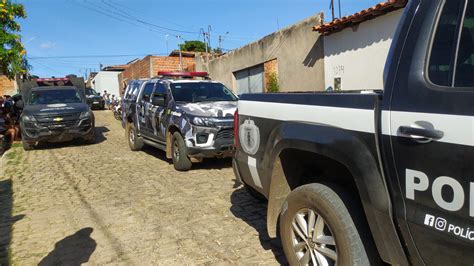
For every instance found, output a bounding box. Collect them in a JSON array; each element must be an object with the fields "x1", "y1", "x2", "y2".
[
  {"x1": 324, "y1": 9, "x2": 403, "y2": 91},
  {"x1": 92, "y1": 71, "x2": 121, "y2": 97}
]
